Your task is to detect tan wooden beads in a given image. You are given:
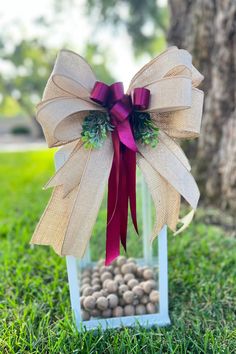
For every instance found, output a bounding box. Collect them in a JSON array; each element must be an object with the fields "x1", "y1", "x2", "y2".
[{"x1": 80, "y1": 256, "x2": 159, "y2": 320}]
